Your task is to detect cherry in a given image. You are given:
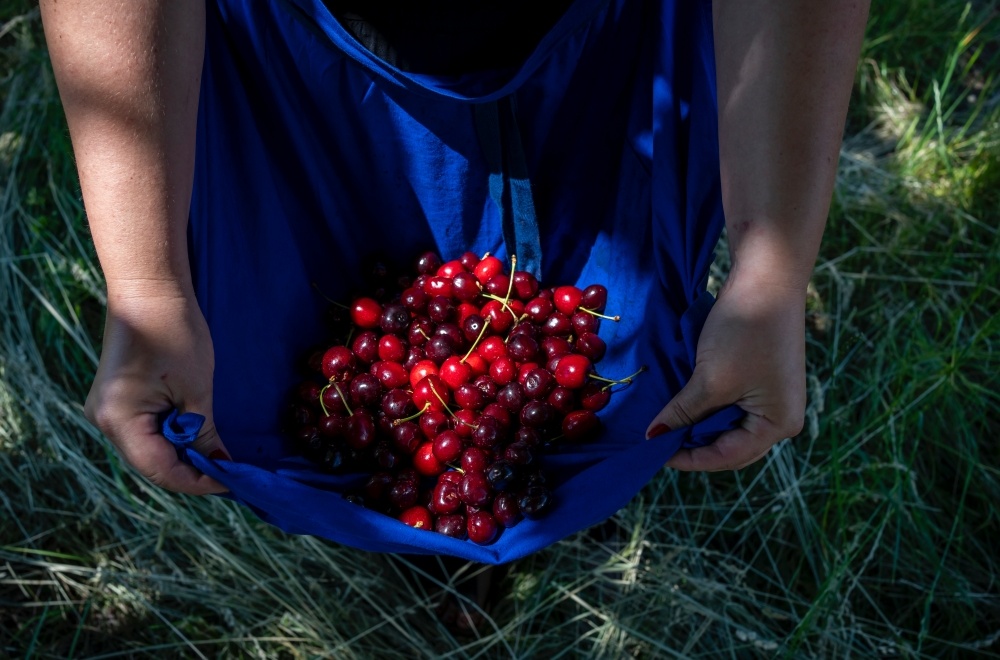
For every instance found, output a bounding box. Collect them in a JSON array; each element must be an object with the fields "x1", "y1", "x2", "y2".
[
  {"x1": 400, "y1": 286, "x2": 428, "y2": 312},
  {"x1": 373, "y1": 361, "x2": 408, "y2": 389},
  {"x1": 382, "y1": 388, "x2": 415, "y2": 419},
  {"x1": 321, "y1": 346, "x2": 356, "y2": 381},
  {"x1": 456, "y1": 302, "x2": 480, "y2": 325},
  {"x1": 471, "y1": 415, "x2": 503, "y2": 448},
  {"x1": 461, "y1": 447, "x2": 491, "y2": 473},
  {"x1": 436, "y1": 259, "x2": 466, "y2": 279},
  {"x1": 452, "y1": 271, "x2": 482, "y2": 301},
  {"x1": 518, "y1": 486, "x2": 553, "y2": 519},
  {"x1": 427, "y1": 296, "x2": 455, "y2": 323},
  {"x1": 473, "y1": 255, "x2": 503, "y2": 284},
  {"x1": 454, "y1": 383, "x2": 486, "y2": 410},
  {"x1": 388, "y1": 479, "x2": 419, "y2": 510},
  {"x1": 351, "y1": 297, "x2": 383, "y2": 329},
  {"x1": 425, "y1": 335, "x2": 456, "y2": 364},
  {"x1": 409, "y1": 360, "x2": 438, "y2": 388},
  {"x1": 378, "y1": 303, "x2": 409, "y2": 336},
  {"x1": 525, "y1": 296, "x2": 554, "y2": 322},
  {"x1": 320, "y1": 384, "x2": 349, "y2": 415},
  {"x1": 571, "y1": 311, "x2": 599, "y2": 336},
  {"x1": 414, "y1": 441, "x2": 444, "y2": 476},
  {"x1": 432, "y1": 430, "x2": 463, "y2": 463},
  {"x1": 364, "y1": 472, "x2": 394, "y2": 502},
  {"x1": 580, "y1": 284, "x2": 608, "y2": 312},
  {"x1": 481, "y1": 403, "x2": 512, "y2": 429},
  {"x1": 502, "y1": 441, "x2": 536, "y2": 466},
  {"x1": 434, "y1": 323, "x2": 466, "y2": 350},
  {"x1": 541, "y1": 312, "x2": 572, "y2": 336},
  {"x1": 346, "y1": 410, "x2": 376, "y2": 449},
  {"x1": 423, "y1": 276, "x2": 454, "y2": 299},
  {"x1": 462, "y1": 314, "x2": 487, "y2": 344},
  {"x1": 434, "y1": 513, "x2": 467, "y2": 539},
  {"x1": 522, "y1": 368, "x2": 556, "y2": 400},
  {"x1": 464, "y1": 352, "x2": 489, "y2": 377},
  {"x1": 429, "y1": 478, "x2": 462, "y2": 515},
  {"x1": 553, "y1": 354, "x2": 593, "y2": 389},
  {"x1": 318, "y1": 413, "x2": 347, "y2": 438},
  {"x1": 467, "y1": 509, "x2": 499, "y2": 545},
  {"x1": 489, "y1": 357, "x2": 517, "y2": 385},
  {"x1": 552, "y1": 286, "x2": 583, "y2": 316},
  {"x1": 374, "y1": 441, "x2": 401, "y2": 470},
  {"x1": 513, "y1": 427, "x2": 542, "y2": 447},
  {"x1": 439, "y1": 356, "x2": 473, "y2": 391},
  {"x1": 485, "y1": 273, "x2": 511, "y2": 297},
  {"x1": 349, "y1": 373, "x2": 382, "y2": 407},
  {"x1": 452, "y1": 409, "x2": 478, "y2": 438},
  {"x1": 296, "y1": 381, "x2": 322, "y2": 406},
  {"x1": 478, "y1": 336, "x2": 508, "y2": 363},
  {"x1": 473, "y1": 374, "x2": 498, "y2": 401},
  {"x1": 459, "y1": 251, "x2": 481, "y2": 271},
  {"x1": 507, "y1": 334, "x2": 539, "y2": 362},
  {"x1": 492, "y1": 492, "x2": 522, "y2": 528},
  {"x1": 480, "y1": 299, "x2": 515, "y2": 333},
  {"x1": 580, "y1": 383, "x2": 612, "y2": 411},
  {"x1": 420, "y1": 409, "x2": 450, "y2": 438},
  {"x1": 415, "y1": 251, "x2": 442, "y2": 276},
  {"x1": 486, "y1": 460, "x2": 520, "y2": 491},
  {"x1": 575, "y1": 332, "x2": 606, "y2": 362},
  {"x1": 407, "y1": 318, "x2": 434, "y2": 347},
  {"x1": 496, "y1": 382, "x2": 526, "y2": 412},
  {"x1": 403, "y1": 347, "x2": 426, "y2": 372},
  {"x1": 391, "y1": 421, "x2": 422, "y2": 454},
  {"x1": 412, "y1": 375, "x2": 449, "y2": 413},
  {"x1": 562, "y1": 410, "x2": 600, "y2": 442},
  {"x1": 512, "y1": 271, "x2": 539, "y2": 301},
  {"x1": 519, "y1": 401, "x2": 556, "y2": 430},
  {"x1": 378, "y1": 335, "x2": 407, "y2": 363},
  {"x1": 460, "y1": 471, "x2": 492, "y2": 507},
  {"x1": 399, "y1": 506, "x2": 433, "y2": 530}
]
